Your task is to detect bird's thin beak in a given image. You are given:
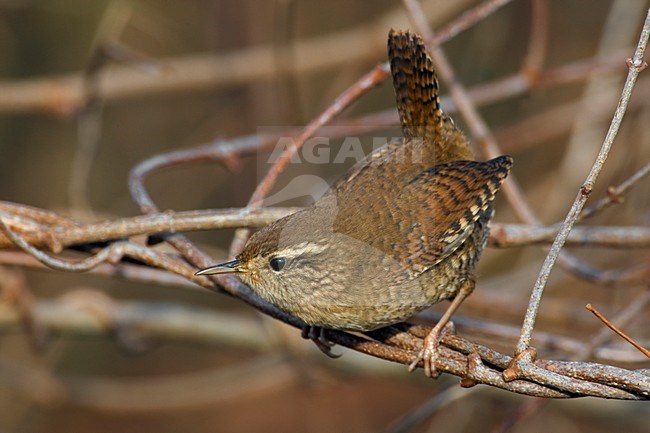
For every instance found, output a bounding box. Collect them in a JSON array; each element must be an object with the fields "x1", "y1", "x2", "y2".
[{"x1": 195, "y1": 259, "x2": 243, "y2": 276}]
